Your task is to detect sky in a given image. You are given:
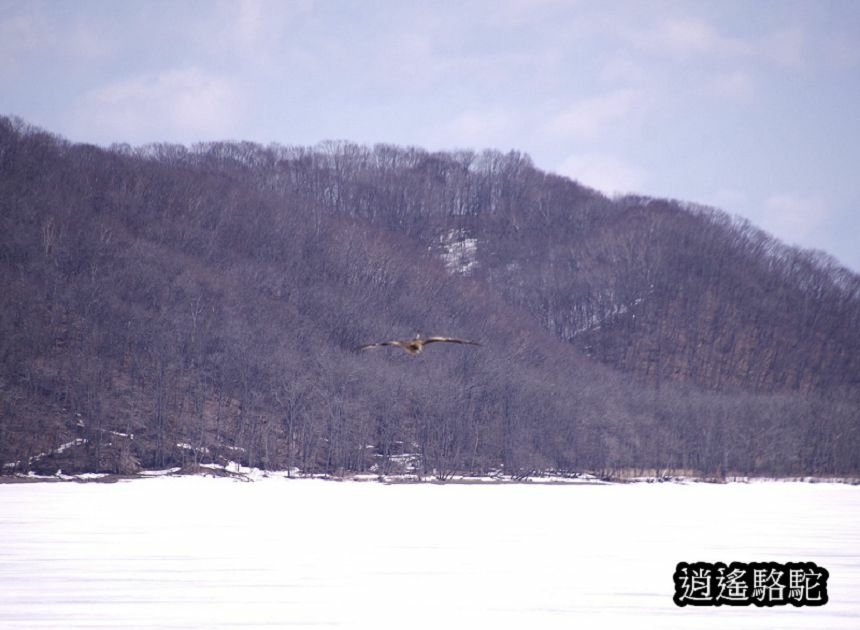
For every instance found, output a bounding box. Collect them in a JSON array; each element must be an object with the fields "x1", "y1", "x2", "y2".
[{"x1": 2, "y1": 0, "x2": 859, "y2": 272}]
